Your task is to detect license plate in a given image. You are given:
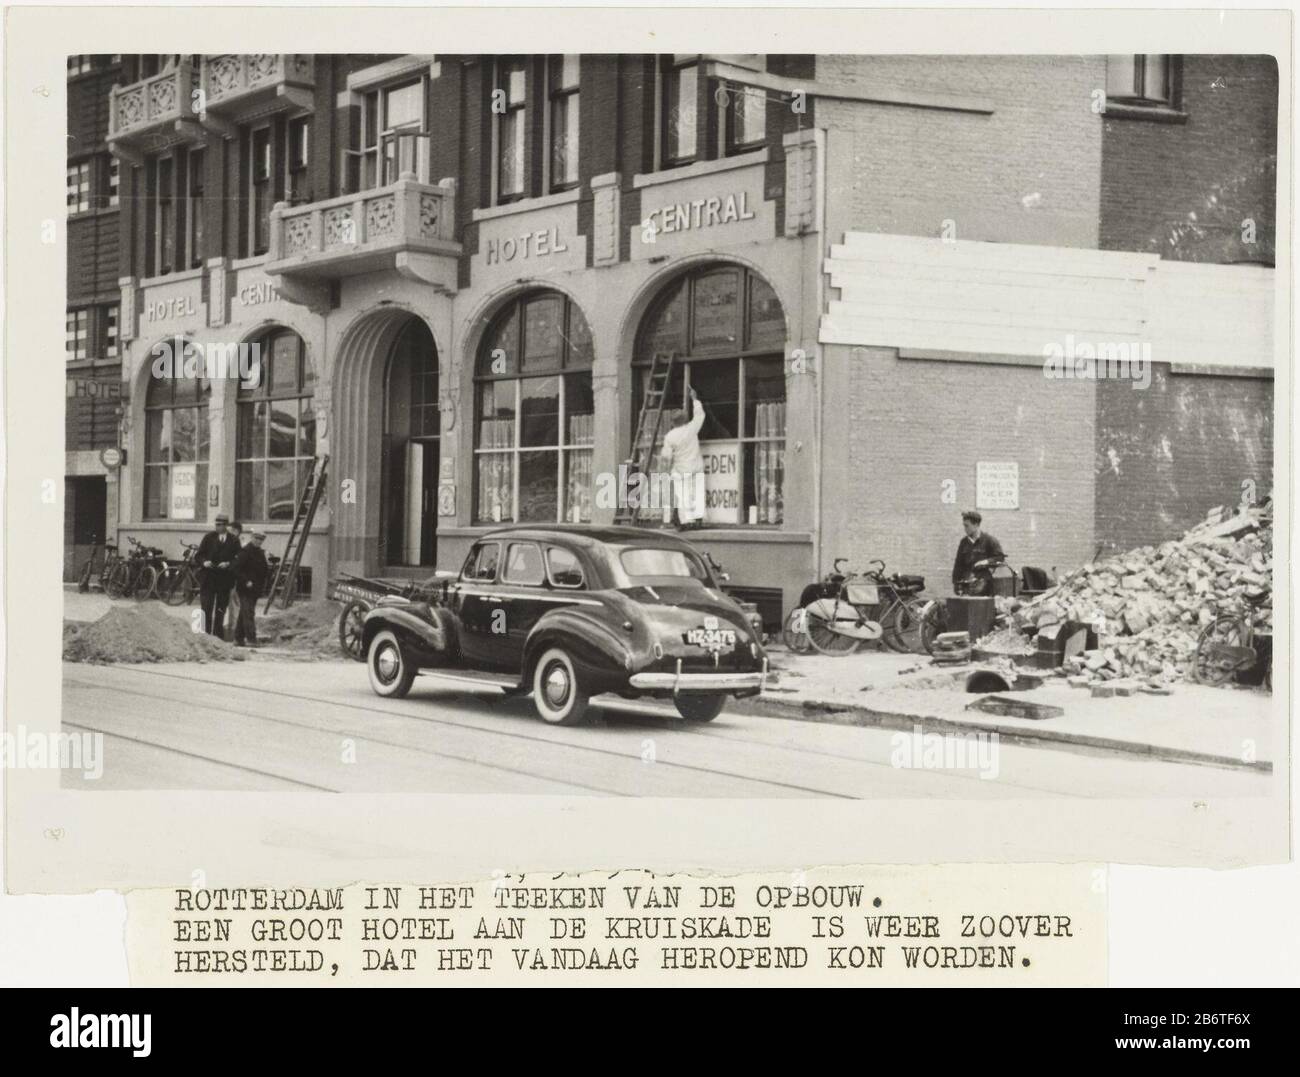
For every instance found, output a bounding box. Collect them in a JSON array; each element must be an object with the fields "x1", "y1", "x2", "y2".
[{"x1": 685, "y1": 626, "x2": 737, "y2": 652}]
